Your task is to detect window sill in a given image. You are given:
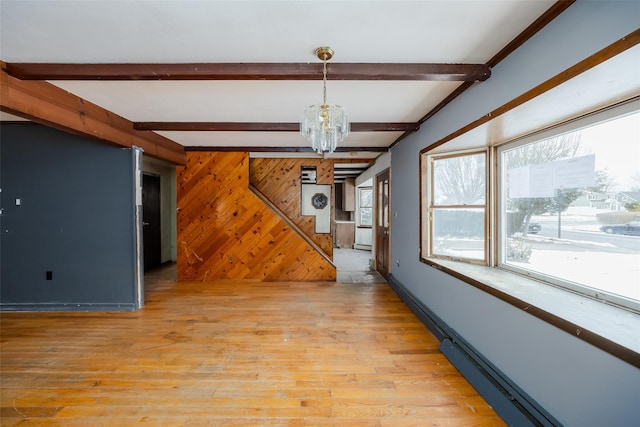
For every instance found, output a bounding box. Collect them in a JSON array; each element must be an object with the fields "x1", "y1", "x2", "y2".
[{"x1": 422, "y1": 257, "x2": 640, "y2": 368}]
